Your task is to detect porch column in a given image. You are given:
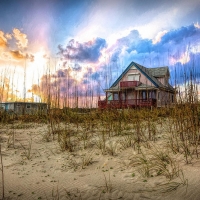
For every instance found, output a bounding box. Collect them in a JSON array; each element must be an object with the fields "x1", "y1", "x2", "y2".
[
  {"x1": 156, "y1": 90, "x2": 158, "y2": 107},
  {"x1": 106, "y1": 92, "x2": 108, "y2": 103},
  {"x1": 138, "y1": 90, "x2": 140, "y2": 106},
  {"x1": 120, "y1": 91, "x2": 123, "y2": 107},
  {"x1": 136, "y1": 90, "x2": 137, "y2": 106}
]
